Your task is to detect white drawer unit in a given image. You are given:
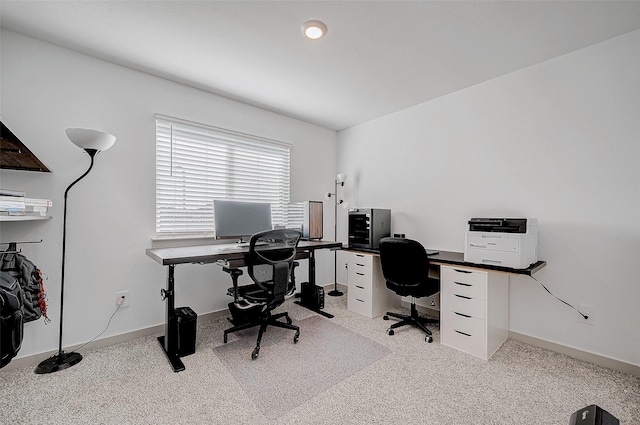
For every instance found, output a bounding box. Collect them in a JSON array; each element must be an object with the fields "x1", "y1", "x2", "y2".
[
  {"x1": 440, "y1": 265, "x2": 509, "y2": 360},
  {"x1": 345, "y1": 251, "x2": 397, "y2": 318}
]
